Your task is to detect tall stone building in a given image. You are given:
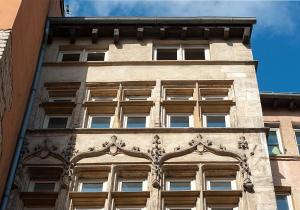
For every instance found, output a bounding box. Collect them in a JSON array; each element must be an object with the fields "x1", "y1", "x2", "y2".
[
  {"x1": 0, "y1": 0, "x2": 64, "y2": 202},
  {"x1": 261, "y1": 92, "x2": 300, "y2": 209},
  {"x1": 6, "y1": 17, "x2": 278, "y2": 210}
]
